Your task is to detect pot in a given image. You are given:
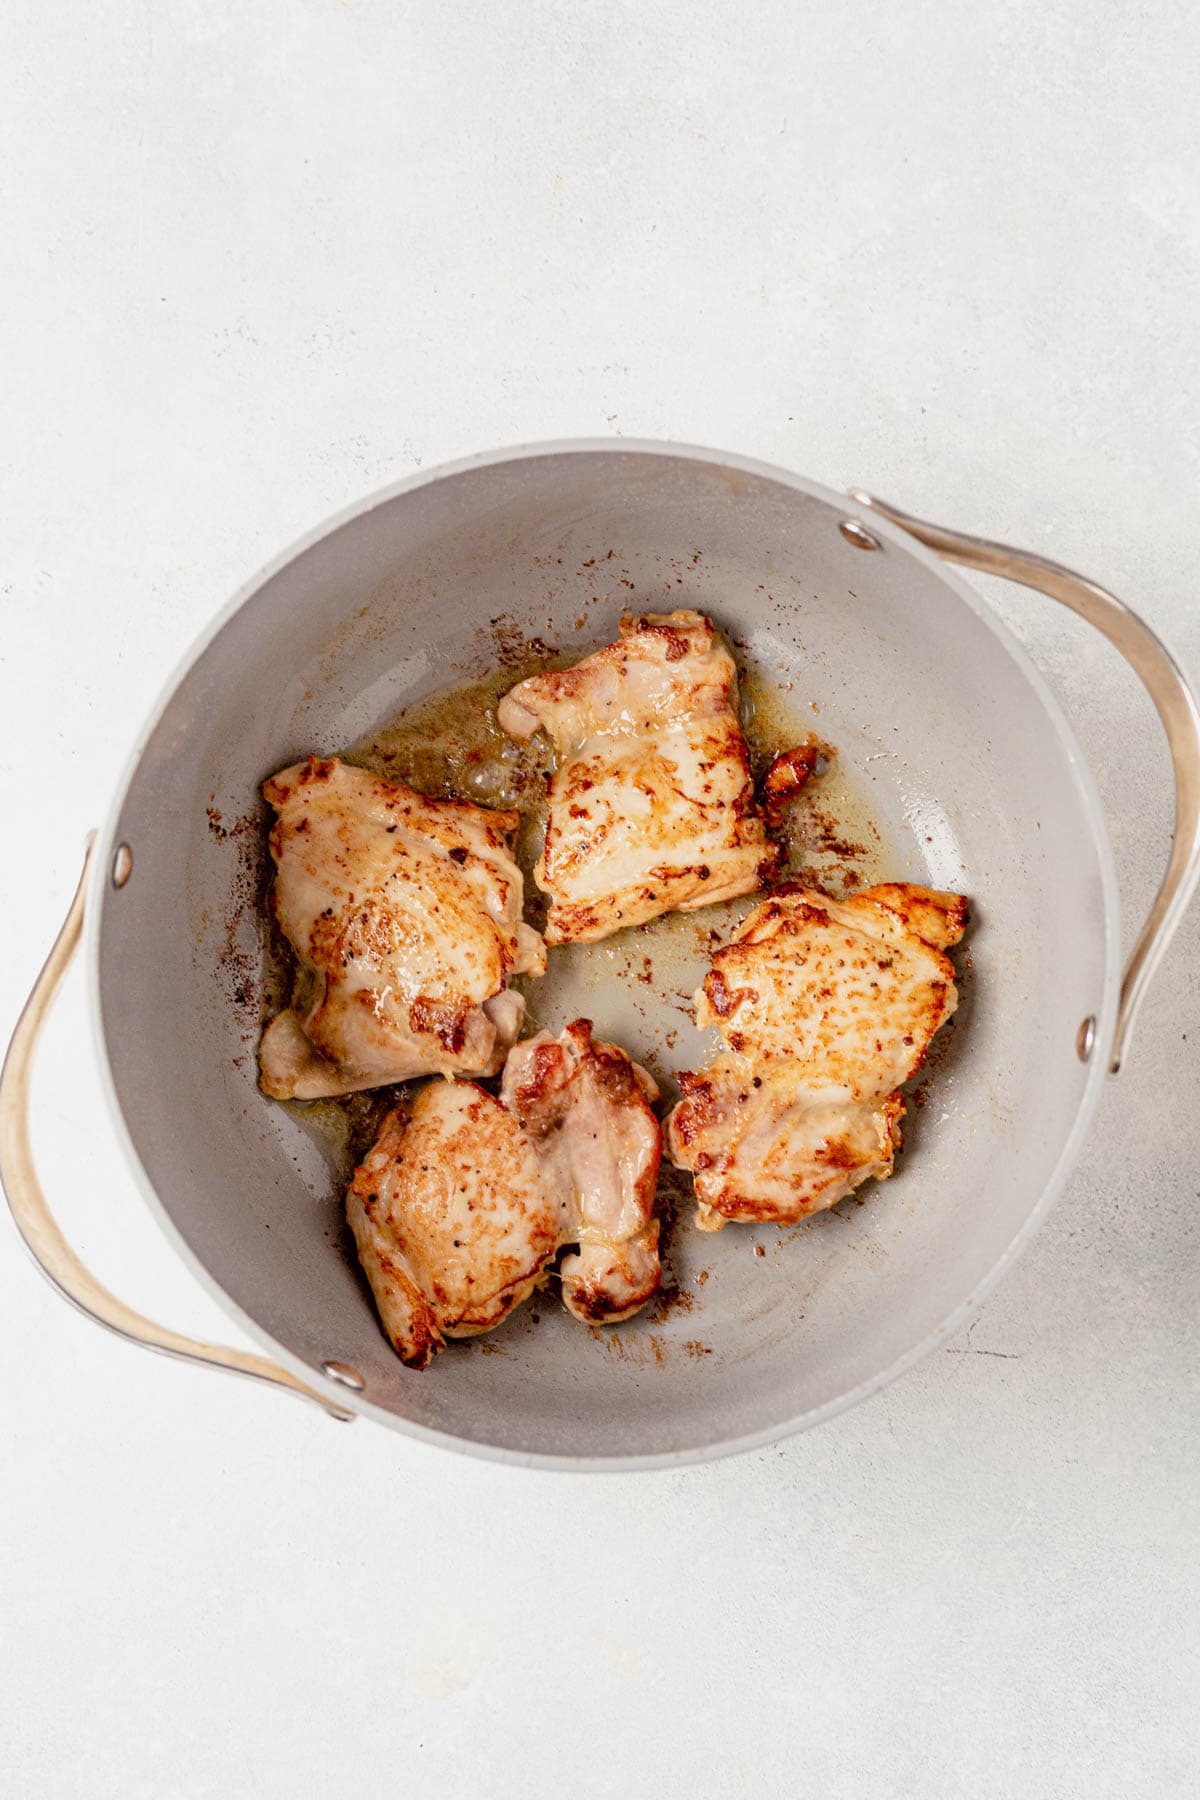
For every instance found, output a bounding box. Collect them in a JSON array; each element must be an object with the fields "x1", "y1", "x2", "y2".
[{"x1": 4, "y1": 443, "x2": 1198, "y2": 1467}]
